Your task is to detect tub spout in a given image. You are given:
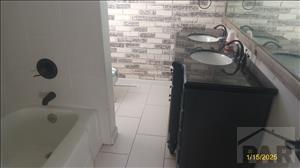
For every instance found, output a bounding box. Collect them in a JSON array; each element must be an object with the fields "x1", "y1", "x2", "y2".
[{"x1": 42, "y1": 92, "x2": 56, "y2": 106}]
